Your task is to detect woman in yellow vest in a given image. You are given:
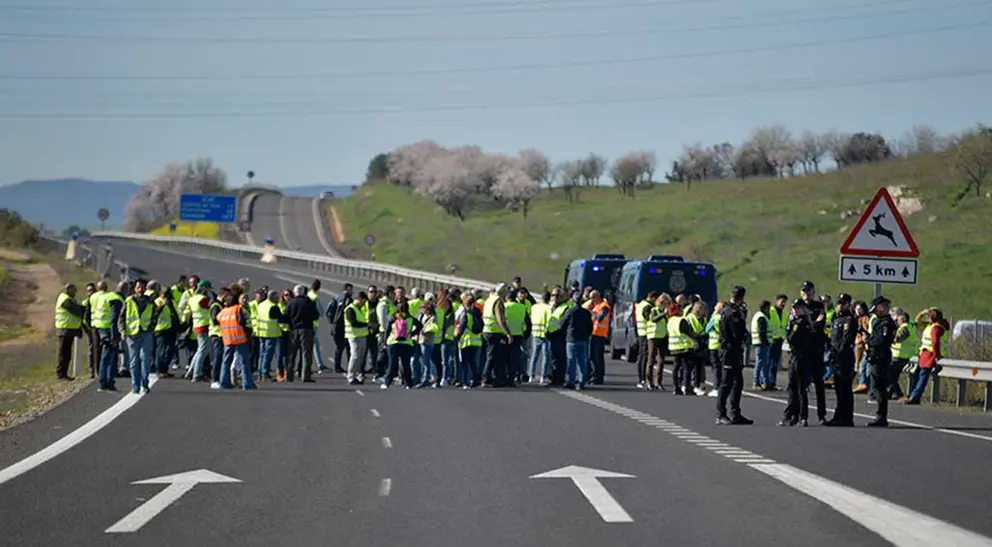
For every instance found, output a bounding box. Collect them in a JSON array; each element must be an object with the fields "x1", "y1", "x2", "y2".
[
  {"x1": 704, "y1": 301, "x2": 725, "y2": 397},
  {"x1": 645, "y1": 293, "x2": 671, "y2": 391},
  {"x1": 381, "y1": 301, "x2": 423, "y2": 389},
  {"x1": 527, "y1": 291, "x2": 552, "y2": 385},
  {"x1": 905, "y1": 308, "x2": 949, "y2": 404},
  {"x1": 667, "y1": 302, "x2": 696, "y2": 394},
  {"x1": 436, "y1": 293, "x2": 457, "y2": 386},
  {"x1": 888, "y1": 311, "x2": 918, "y2": 400},
  {"x1": 456, "y1": 293, "x2": 484, "y2": 389},
  {"x1": 152, "y1": 286, "x2": 179, "y2": 378}
]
